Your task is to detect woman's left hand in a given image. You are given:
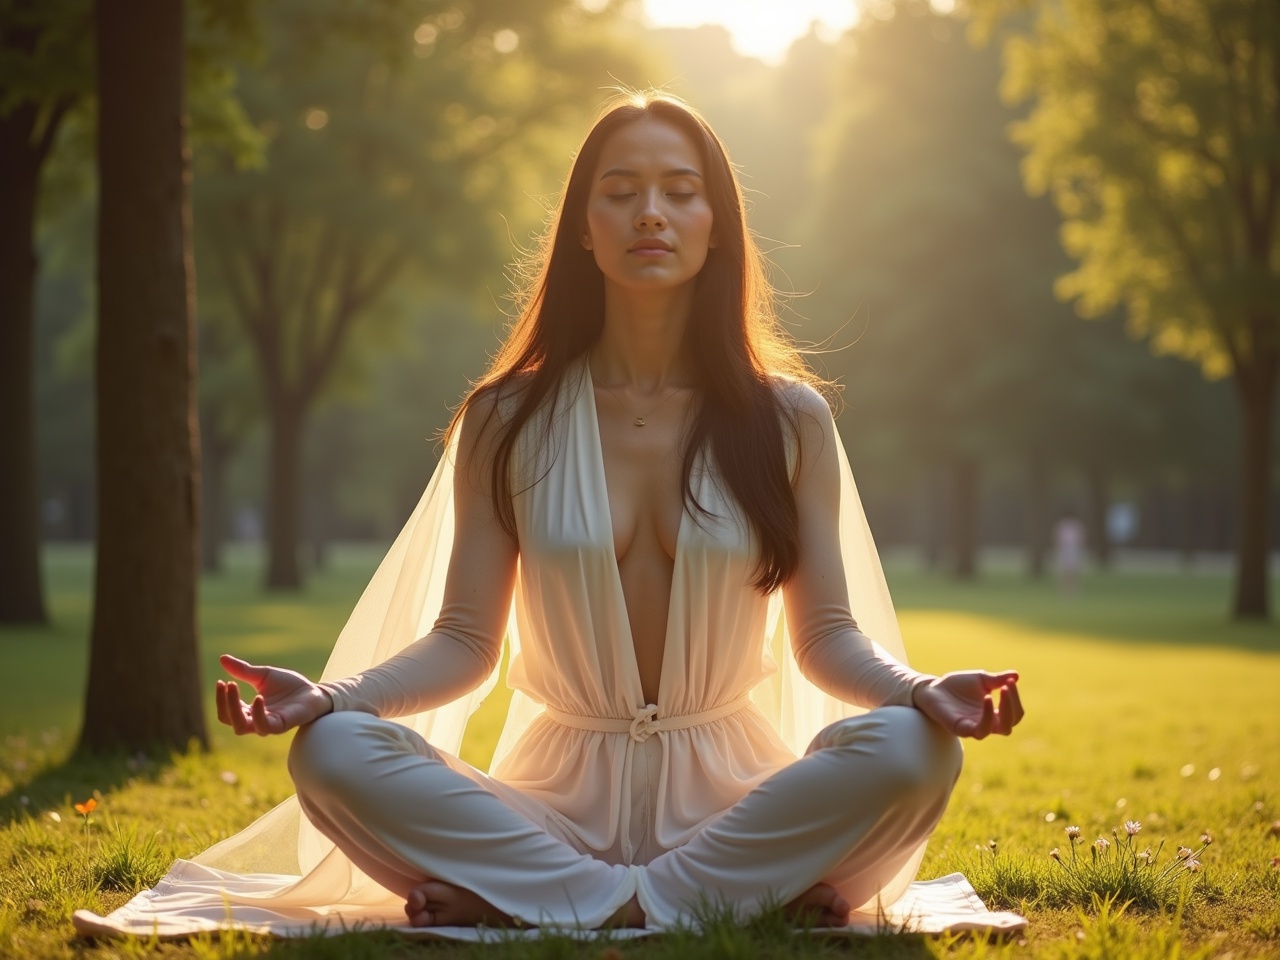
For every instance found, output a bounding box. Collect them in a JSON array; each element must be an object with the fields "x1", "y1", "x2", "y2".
[{"x1": 912, "y1": 670, "x2": 1023, "y2": 739}]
